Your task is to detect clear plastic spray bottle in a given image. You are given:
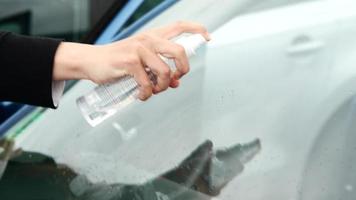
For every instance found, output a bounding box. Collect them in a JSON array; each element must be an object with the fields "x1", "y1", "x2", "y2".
[{"x1": 77, "y1": 34, "x2": 207, "y2": 126}]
